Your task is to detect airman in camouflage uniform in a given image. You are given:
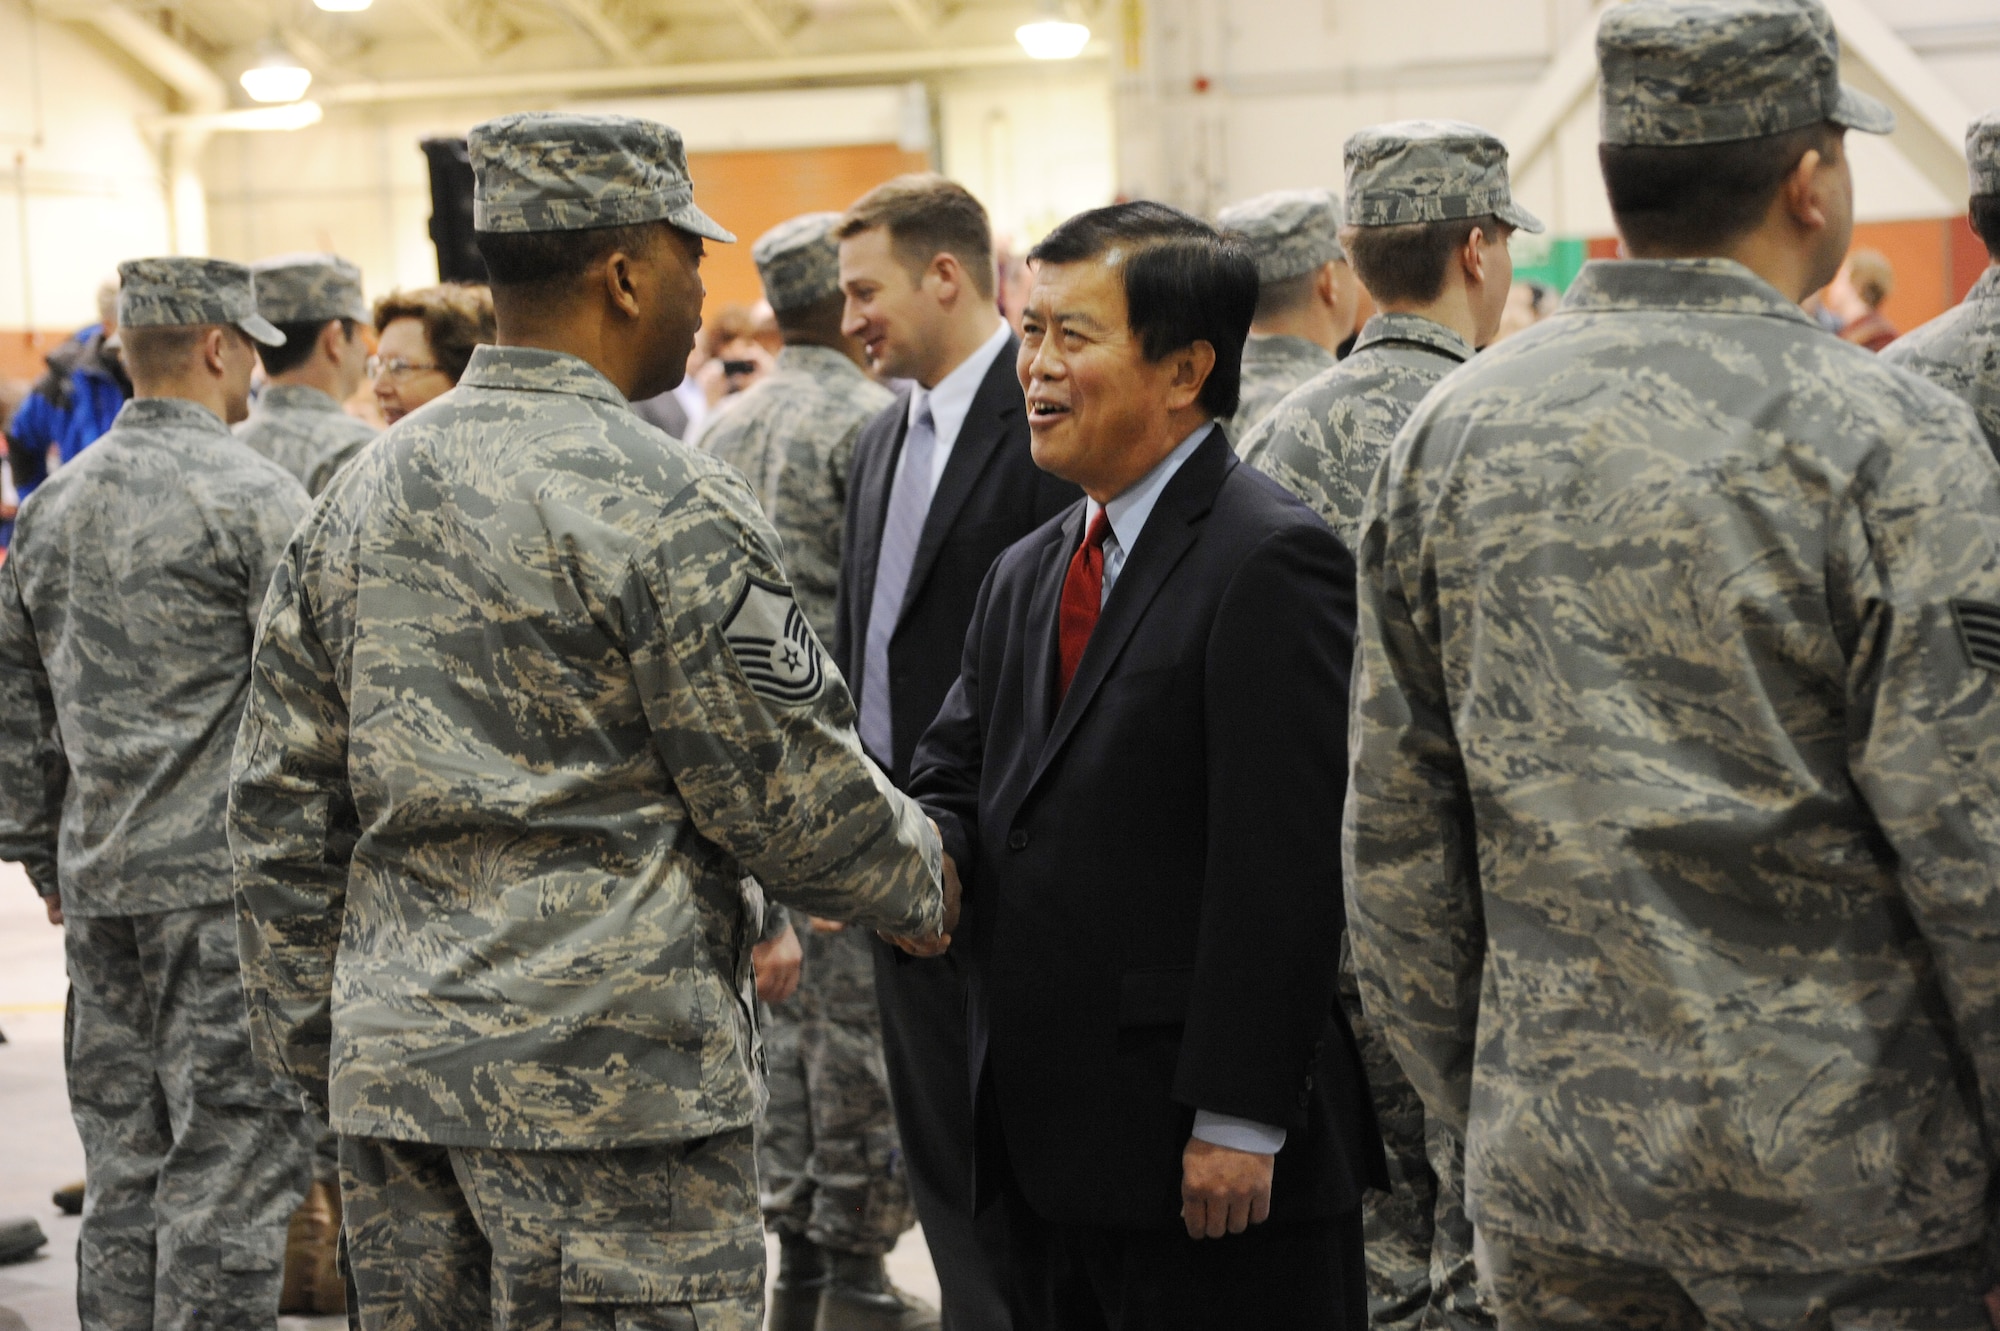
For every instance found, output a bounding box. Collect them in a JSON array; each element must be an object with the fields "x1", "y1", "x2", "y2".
[
  {"x1": 1243, "y1": 120, "x2": 1539, "y2": 1331},
  {"x1": 1346, "y1": 1, "x2": 2000, "y2": 1324},
  {"x1": 1216, "y1": 189, "x2": 1358, "y2": 442},
  {"x1": 0, "y1": 257, "x2": 315, "y2": 1331},
  {"x1": 235, "y1": 253, "x2": 378, "y2": 493},
  {"x1": 701, "y1": 212, "x2": 933, "y2": 1331},
  {"x1": 1882, "y1": 112, "x2": 2000, "y2": 454},
  {"x1": 228, "y1": 112, "x2": 947, "y2": 1331}
]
